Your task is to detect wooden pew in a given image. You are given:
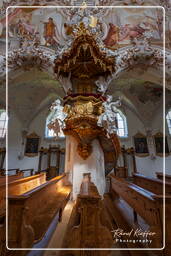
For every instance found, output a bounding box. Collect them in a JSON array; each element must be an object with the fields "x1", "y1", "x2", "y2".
[
  {"x1": 114, "y1": 166, "x2": 128, "y2": 178},
  {"x1": 0, "y1": 220, "x2": 5, "y2": 256},
  {"x1": 61, "y1": 174, "x2": 113, "y2": 255},
  {"x1": 110, "y1": 174, "x2": 164, "y2": 249},
  {"x1": 2, "y1": 169, "x2": 34, "y2": 177},
  {"x1": 8, "y1": 174, "x2": 71, "y2": 249},
  {"x1": 1, "y1": 168, "x2": 20, "y2": 176},
  {"x1": 20, "y1": 169, "x2": 34, "y2": 177},
  {"x1": 133, "y1": 173, "x2": 171, "y2": 195},
  {"x1": 0, "y1": 173, "x2": 46, "y2": 217},
  {"x1": 156, "y1": 172, "x2": 171, "y2": 183},
  {"x1": 0, "y1": 172, "x2": 23, "y2": 185}
]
